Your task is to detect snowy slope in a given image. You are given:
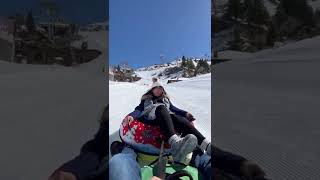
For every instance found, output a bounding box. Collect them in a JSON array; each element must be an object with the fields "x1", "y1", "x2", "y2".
[
  {"x1": 218, "y1": 35, "x2": 320, "y2": 62},
  {"x1": 214, "y1": 35, "x2": 320, "y2": 179},
  {"x1": 135, "y1": 59, "x2": 182, "y2": 80},
  {"x1": 109, "y1": 73, "x2": 212, "y2": 143},
  {"x1": 0, "y1": 31, "x2": 107, "y2": 180}
]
